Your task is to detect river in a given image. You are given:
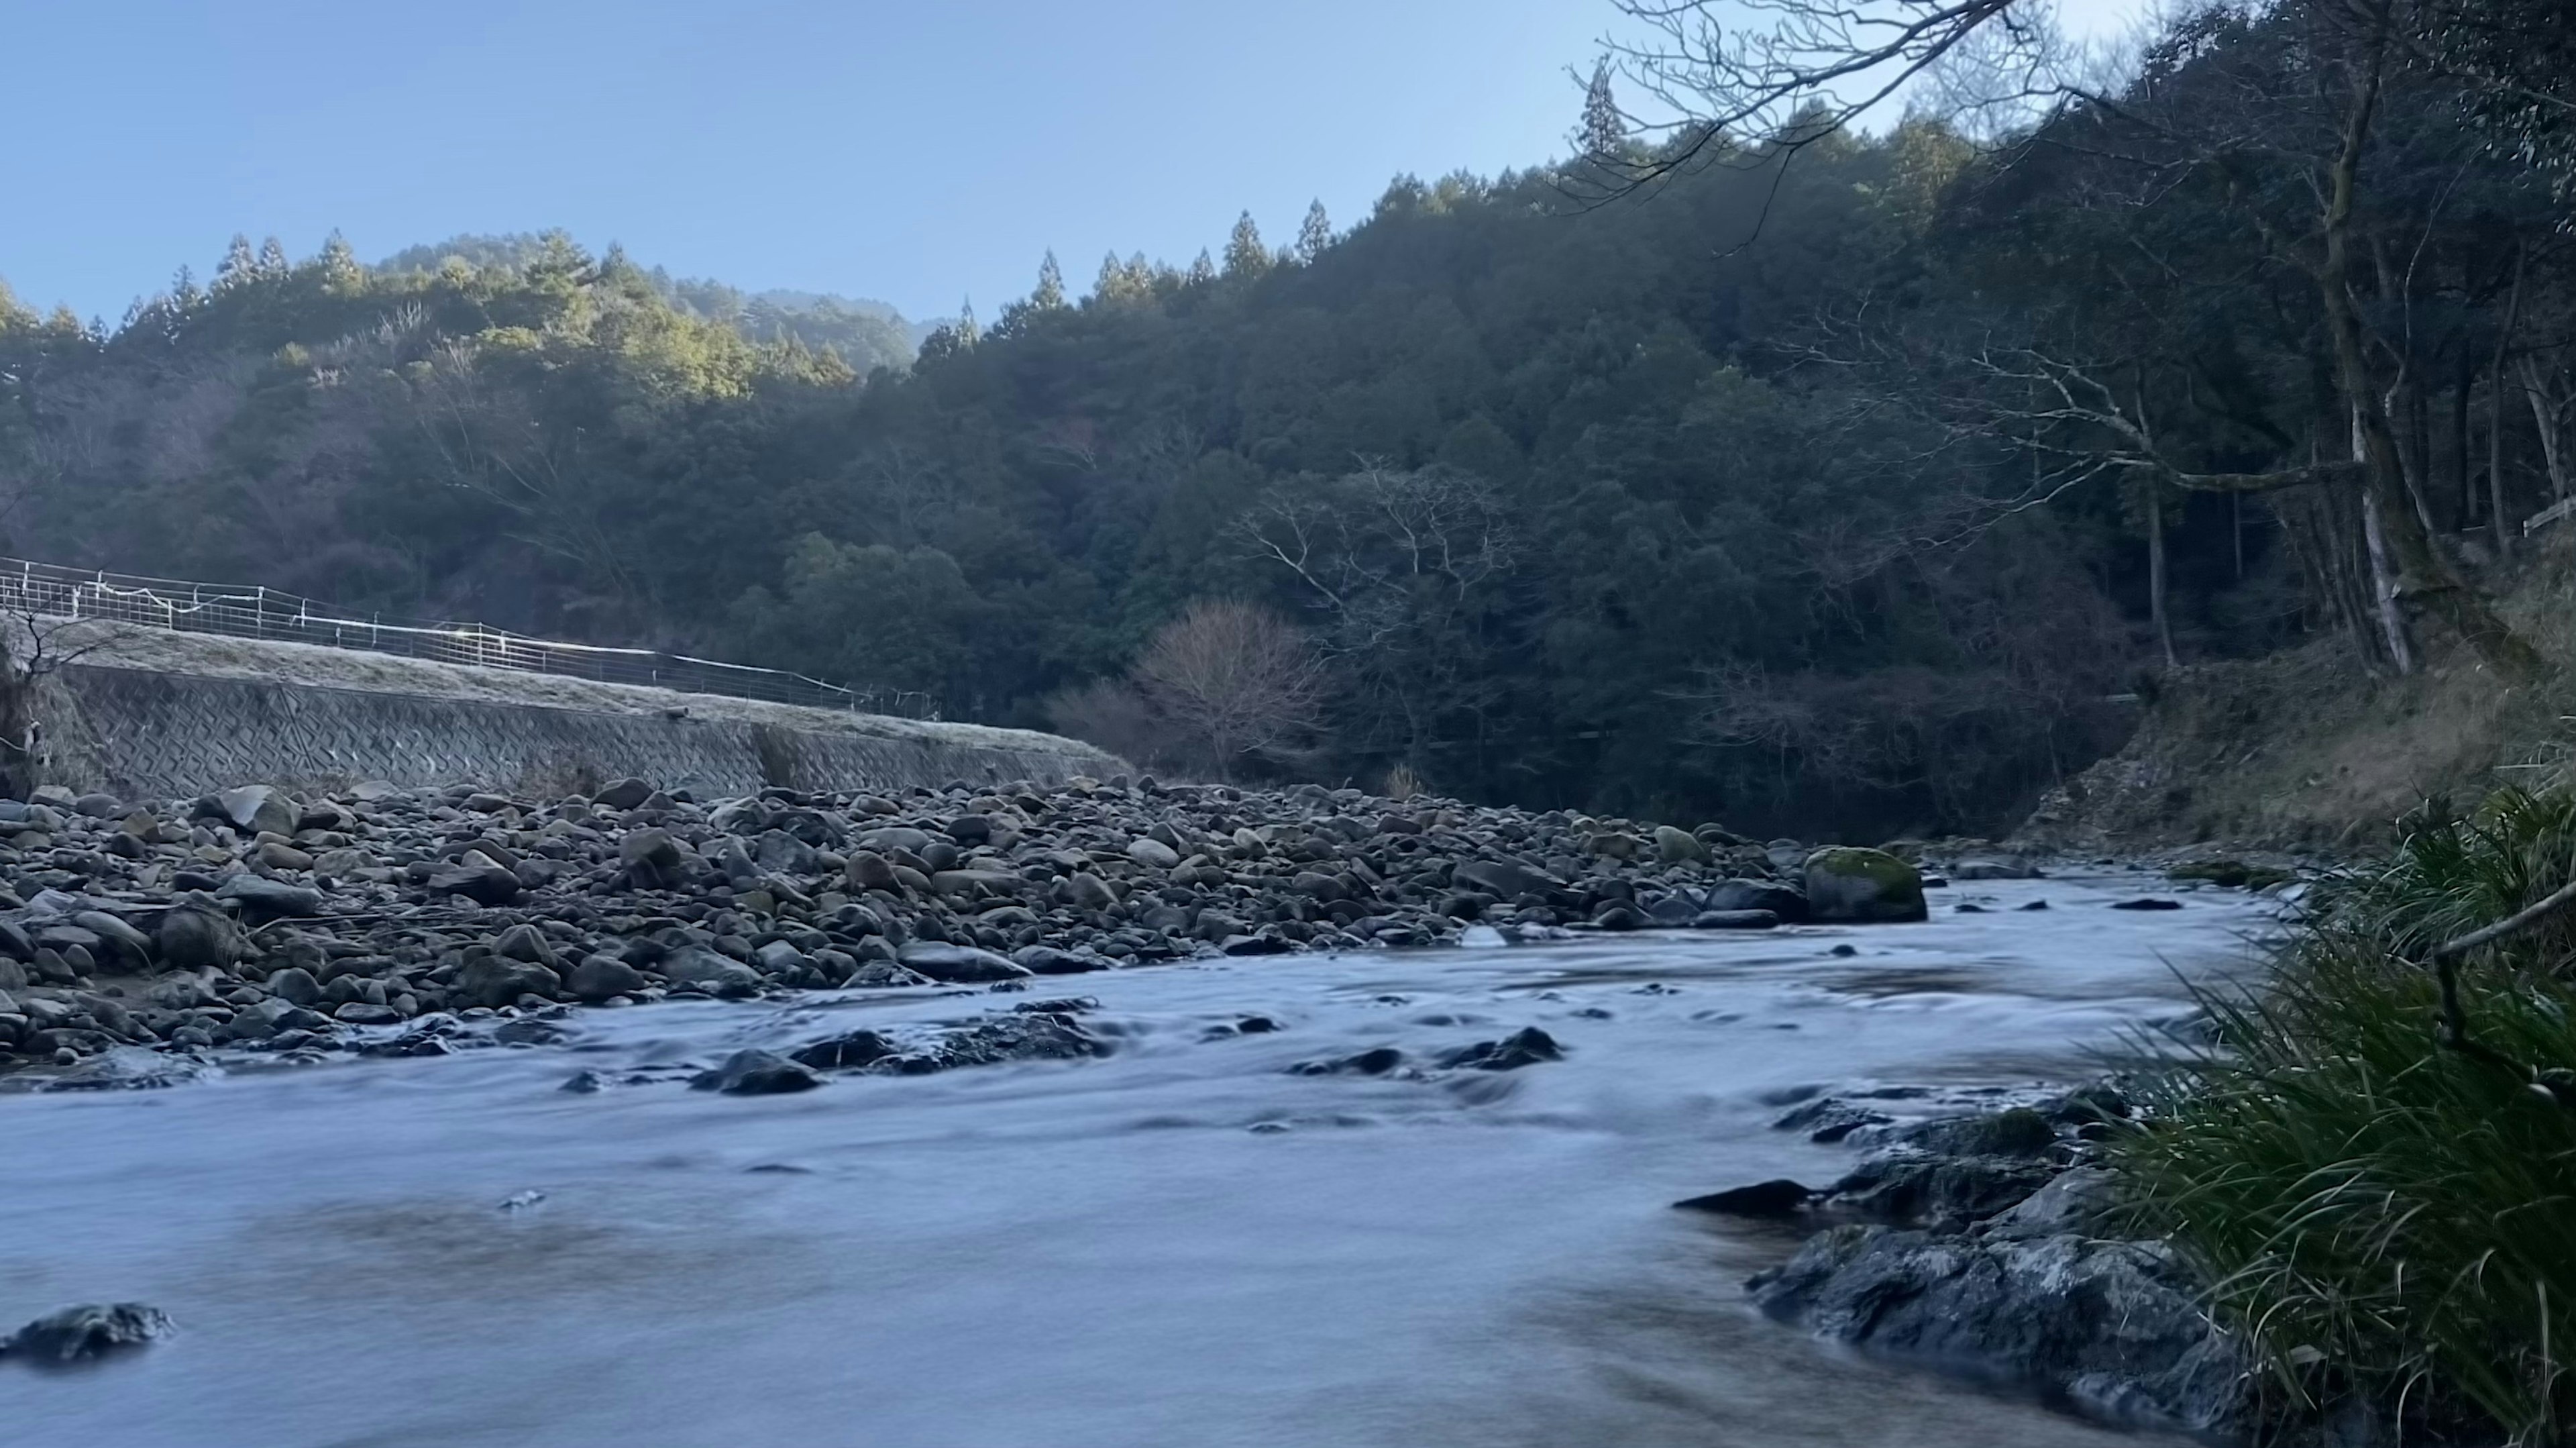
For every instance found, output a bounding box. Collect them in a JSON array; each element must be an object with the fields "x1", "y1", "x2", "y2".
[{"x1": 3, "y1": 872, "x2": 2273, "y2": 1447}]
